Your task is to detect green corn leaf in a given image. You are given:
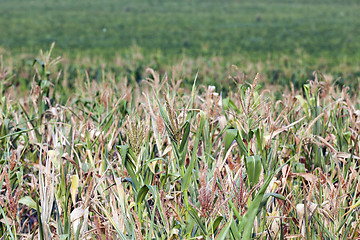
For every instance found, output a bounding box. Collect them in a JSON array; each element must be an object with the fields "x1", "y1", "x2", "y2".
[
  {"x1": 228, "y1": 200, "x2": 242, "y2": 222},
  {"x1": 178, "y1": 120, "x2": 191, "y2": 169},
  {"x1": 136, "y1": 185, "x2": 157, "y2": 205},
  {"x1": 257, "y1": 193, "x2": 286, "y2": 216},
  {"x1": 238, "y1": 176, "x2": 272, "y2": 237},
  {"x1": 338, "y1": 210, "x2": 355, "y2": 234},
  {"x1": 179, "y1": 120, "x2": 190, "y2": 153},
  {"x1": 124, "y1": 159, "x2": 140, "y2": 191},
  {"x1": 263, "y1": 193, "x2": 285, "y2": 201},
  {"x1": 215, "y1": 221, "x2": 231, "y2": 240},
  {"x1": 19, "y1": 196, "x2": 37, "y2": 210},
  {"x1": 137, "y1": 185, "x2": 150, "y2": 204},
  {"x1": 303, "y1": 84, "x2": 311, "y2": 106},
  {"x1": 239, "y1": 163, "x2": 286, "y2": 238},
  {"x1": 230, "y1": 219, "x2": 242, "y2": 240},
  {"x1": 182, "y1": 111, "x2": 205, "y2": 191},
  {"x1": 117, "y1": 145, "x2": 129, "y2": 164},
  {"x1": 342, "y1": 215, "x2": 354, "y2": 240},
  {"x1": 223, "y1": 98, "x2": 241, "y2": 114},
  {"x1": 235, "y1": 136, "x2": 249, "y2": 157},
  {"x1": 0, "y1": 127, "x2": 39, "y2": 141},
  {"x1": 211, "y1": 216, "x2": 223, "y2": 234},
  {"x1": 246, "y1": 155, "x2": 262, "y2": 185},
  {"x1": 225, "y1": 128, "x2": 237, "y2": 155},
  {"x1": 187, "y1": 205, "x2": 208, "y2": 236},
  {"x1": 117, "y1": 145, "x2": 140, "y2": 191},
  {"x1": 296, "y1": 95, "x2": 309, "y2": 118}
]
